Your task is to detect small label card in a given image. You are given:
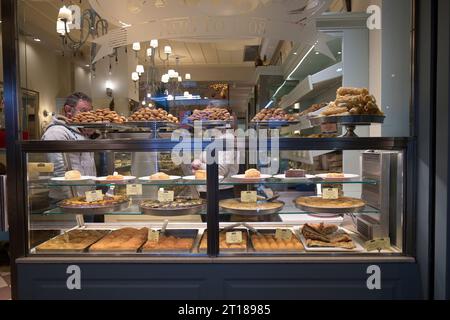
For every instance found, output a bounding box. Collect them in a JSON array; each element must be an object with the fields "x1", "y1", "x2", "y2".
[
  {"x1": 322, "y1": 188, "x2": 339, "y2": 200},
  {"x1": 28, "y1": 162, "x2": 55, "y2": 173},
  {"x1": 126, "y1": 184, "x2": 143, "y2": 196},
  {"x1": 226, "y1": 231, "x2": 243, "y2": 244},
  {"x1": 85, "y1": 190, "x2": 104, "y2": 203},
  {"x1": 241, "y1": 191, "x2": 257, "y2": 203},
  {"x1": 365, "y1": 238, "x2": 391, "y2": 252},
  {"x1": 275, "y1": 229, "x2": 293, "y2": 241},
  {"x1": 148, "y1": 229, "x2": 160, "y2": 243},
  {"x1": 158, "y1": 189, "x2": 174, "y2": 202}
]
